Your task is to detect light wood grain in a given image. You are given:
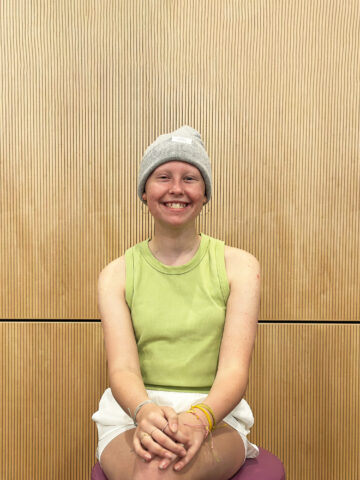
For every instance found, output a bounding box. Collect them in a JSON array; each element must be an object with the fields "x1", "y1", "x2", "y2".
[
  {"x1": 0, "y1": 0, "x2": 358, "y2": 320},
  {"x1": 1, "y1": 322, "x2": 359, "y2": 479},
  {"x1": 247, "y1": 323, "x2": 360, "y2": 479}
]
